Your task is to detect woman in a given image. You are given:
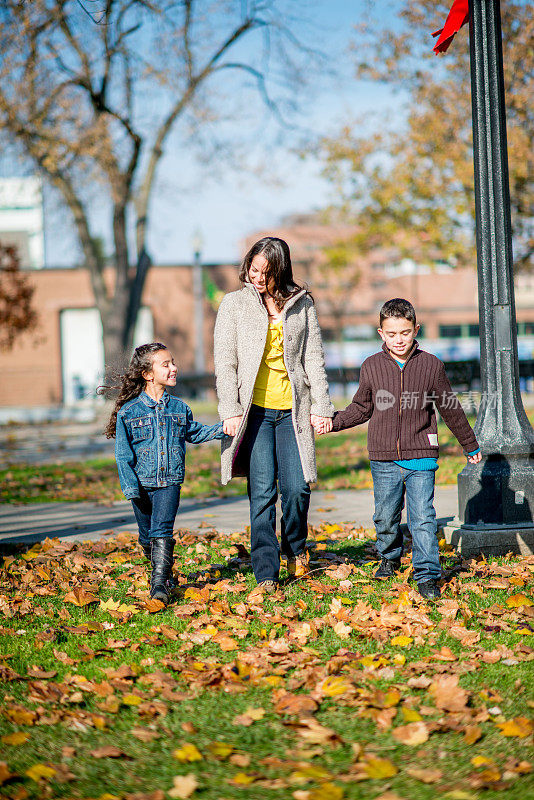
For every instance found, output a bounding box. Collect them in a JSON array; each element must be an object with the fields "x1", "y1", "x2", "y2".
[{"x1": 214, "y1": 236, "x2": 334, "y2": 591}]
